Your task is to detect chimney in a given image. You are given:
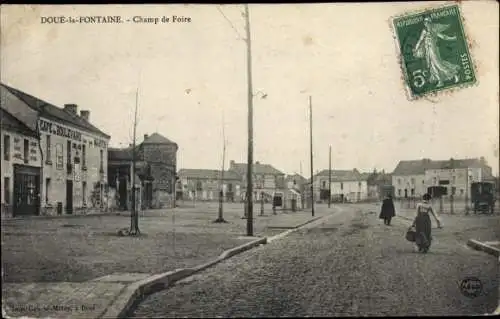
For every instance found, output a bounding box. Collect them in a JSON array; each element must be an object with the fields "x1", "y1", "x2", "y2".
[
  {"x1": 144, "y1": 134, "x2": 149, "y2": 141},
  {"x1": 230, "y1": 160, "x2": 235, "y2": 168},
  {"x1": 64, "y1": 104, "x2": 78, "y2": 115},
  {"x1": 80, "y1": 110, "x2": 90, "y2": 121}
]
